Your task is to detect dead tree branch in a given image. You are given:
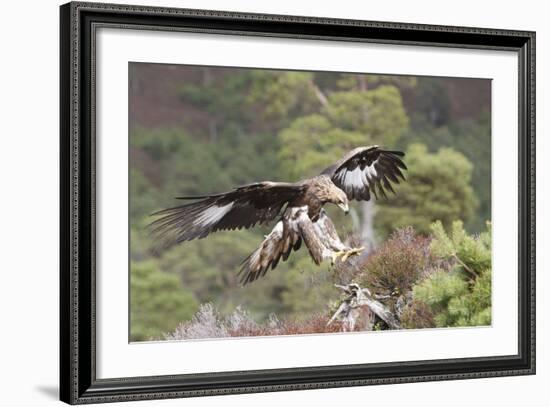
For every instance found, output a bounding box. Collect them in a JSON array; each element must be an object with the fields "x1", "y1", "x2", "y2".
[{"x1": 327, "y1": 283, "x2": 401, "y2": 331}]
